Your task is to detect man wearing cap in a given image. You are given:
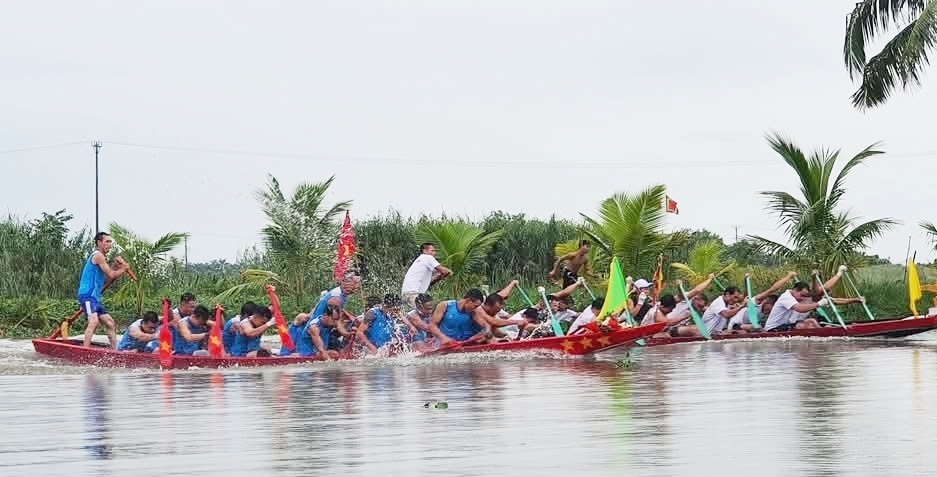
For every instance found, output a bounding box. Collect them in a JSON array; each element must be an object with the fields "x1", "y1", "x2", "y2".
[{"x1": 356, "y1": 293, "x2": 409, "y2": 355}]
